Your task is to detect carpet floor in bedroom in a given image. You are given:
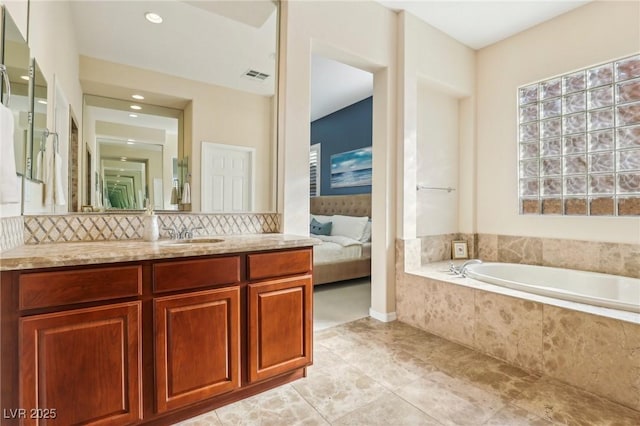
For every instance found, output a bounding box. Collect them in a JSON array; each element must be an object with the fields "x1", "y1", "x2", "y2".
[{"x1": 312, "y1": 277, "x2": 371, "y2": 331}]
